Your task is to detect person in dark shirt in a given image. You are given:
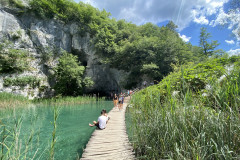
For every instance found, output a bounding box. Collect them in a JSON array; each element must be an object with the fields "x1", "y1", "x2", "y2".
[{"x1": 113, "y1": 93, "x2": 118, "y2": 108}]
